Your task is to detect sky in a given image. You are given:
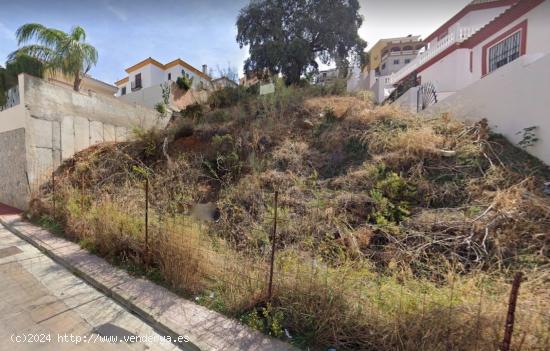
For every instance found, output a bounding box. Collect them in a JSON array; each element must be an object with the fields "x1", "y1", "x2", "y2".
[{"x1": 0, "y1": 0, "x2": 471, "y2": 85}]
